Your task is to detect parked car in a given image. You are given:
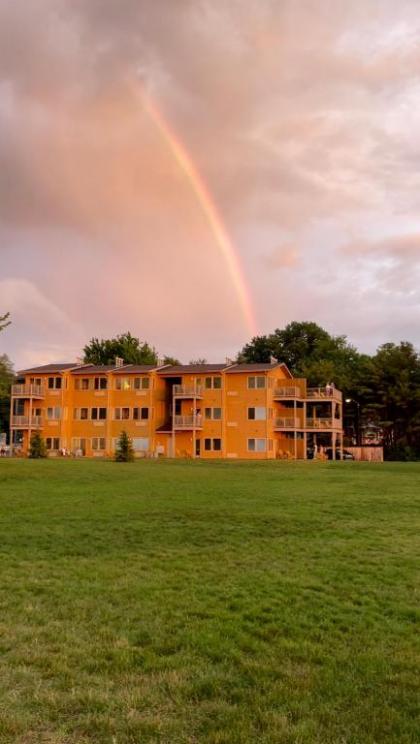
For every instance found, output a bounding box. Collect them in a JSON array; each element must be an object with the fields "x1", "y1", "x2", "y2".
[{"x1": 325, "y1": 447, "x2": 354, "y2": 461}]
